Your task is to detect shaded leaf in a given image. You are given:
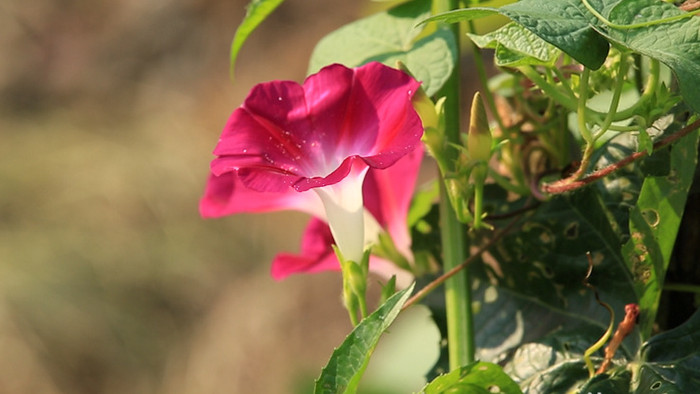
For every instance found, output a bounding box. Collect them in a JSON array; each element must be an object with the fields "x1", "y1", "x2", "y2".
[
  {"x1": 309, "y1": 0, "x2": 456, "y2": 96},
  {"x1": 229, "y1": 0, "x2": 285, "y2": 77},
  {"x1": 422, "y1": 189, "x2": 640, "y2": 386},
  {"x1": 578, "y1": 368, "x2": 632, "y2": 393},
  {"x1": 637, "y1": 309, "x2": 700, "y2": 392},
  {"x1": 314, "y1": 283, "x2": 415, "y2": 394}
]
